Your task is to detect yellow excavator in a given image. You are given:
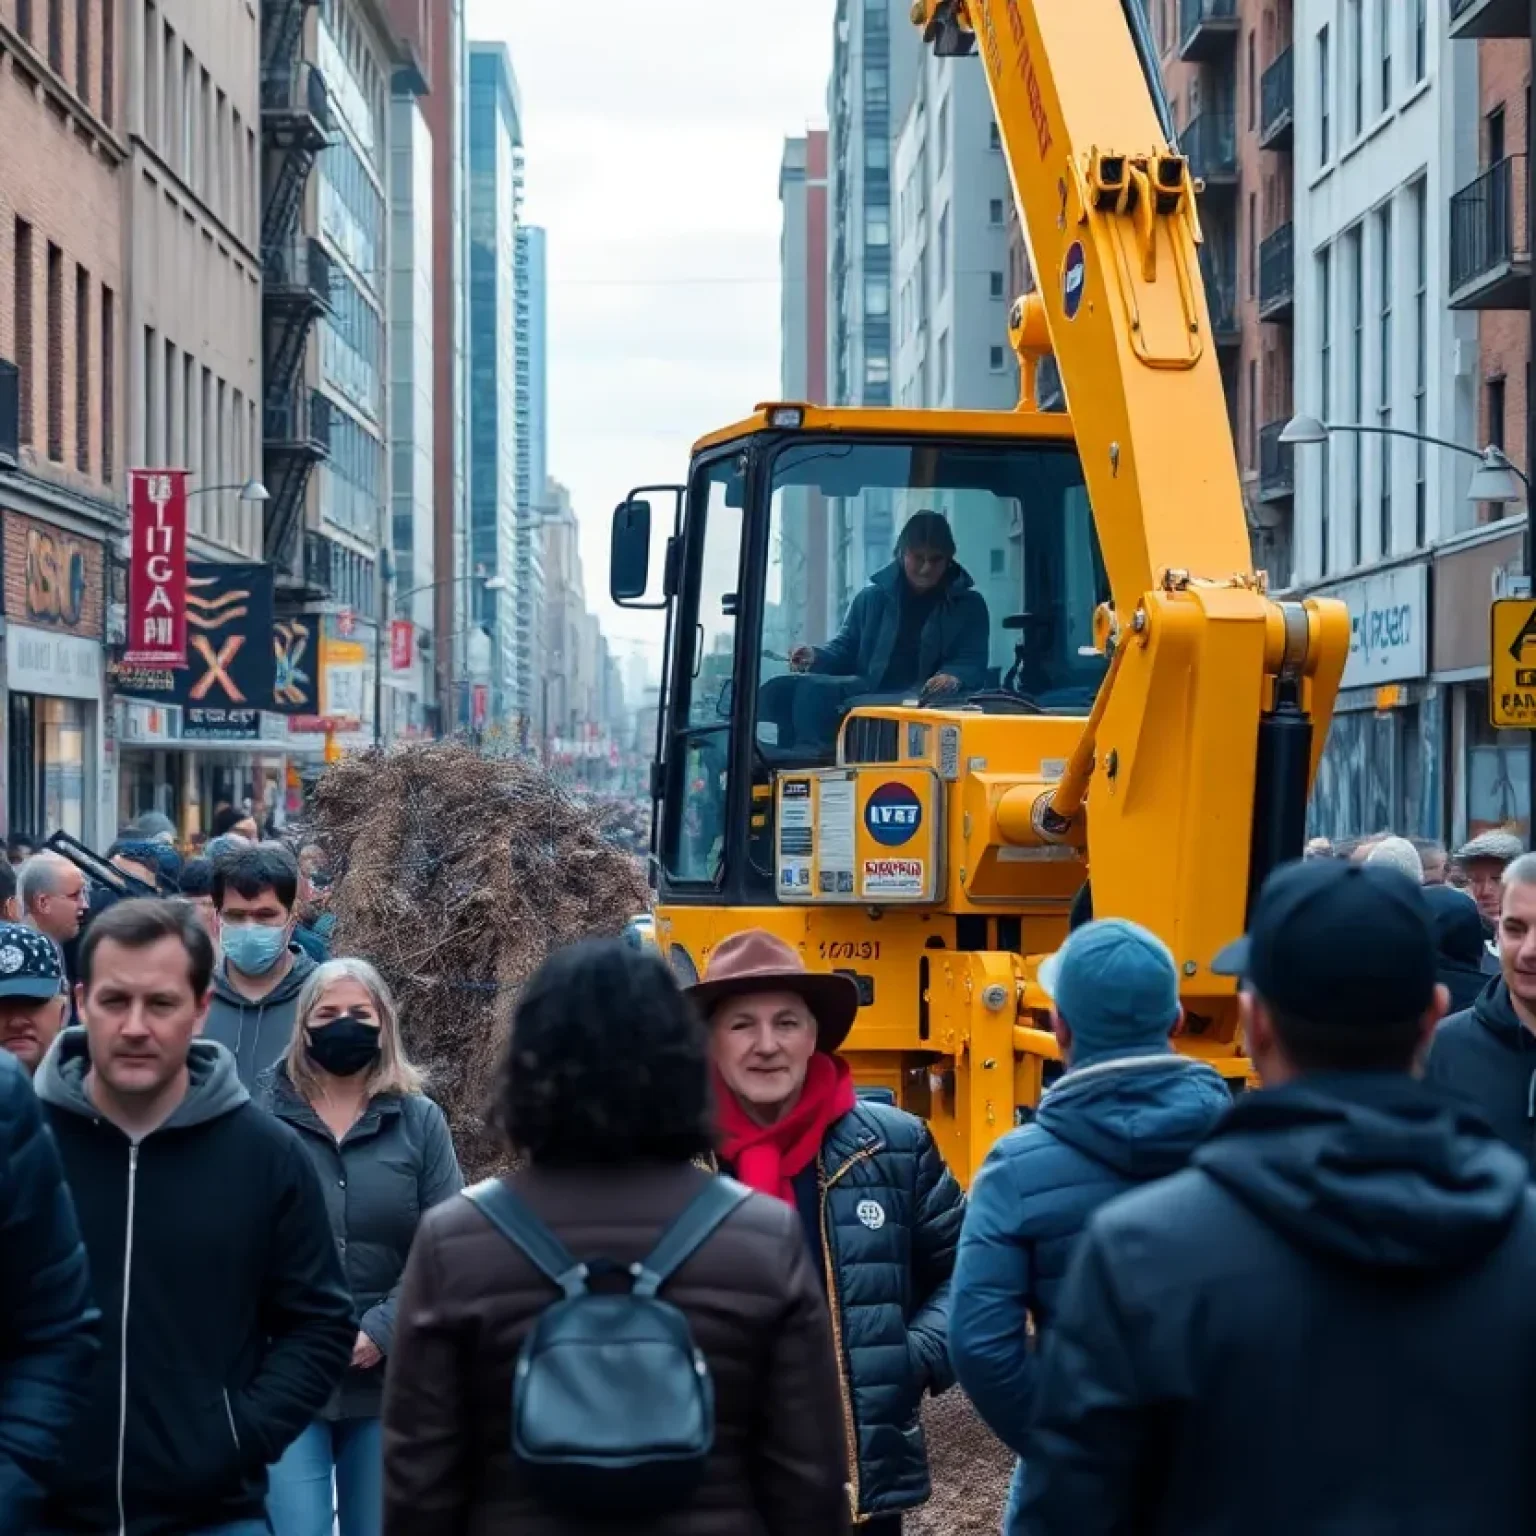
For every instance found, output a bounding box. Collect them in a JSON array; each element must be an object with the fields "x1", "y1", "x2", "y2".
[{"x1": 609, "y1": 0, "x2": 1350, "y2": 1186}]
